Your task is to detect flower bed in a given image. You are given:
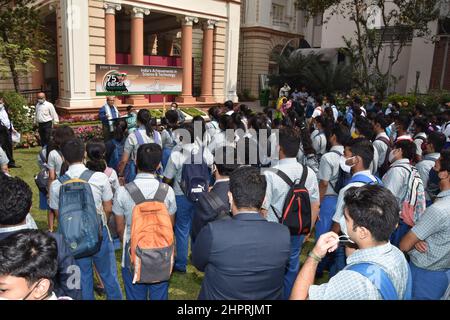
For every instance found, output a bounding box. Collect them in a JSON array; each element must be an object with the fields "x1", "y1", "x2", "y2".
[{"x1": 181, "y1": 107, "x2": 206, "y2": 117}]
